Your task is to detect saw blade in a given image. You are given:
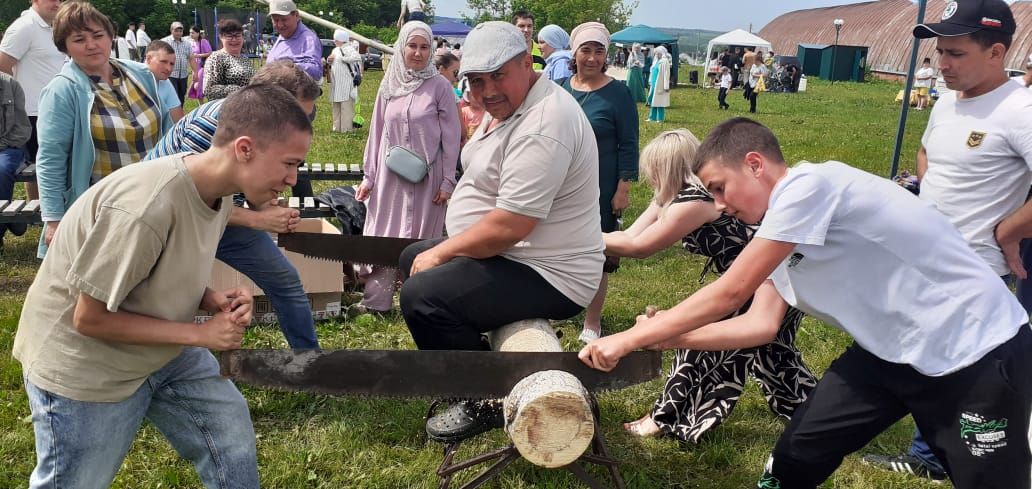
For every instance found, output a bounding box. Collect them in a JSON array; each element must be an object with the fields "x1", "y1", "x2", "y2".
[
  {"x1": 277, "y1": 233, "x2": 421, "y2": 268},
  {"x1": 219, "y1": 349, "x2": 662, "y2": 400}
]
